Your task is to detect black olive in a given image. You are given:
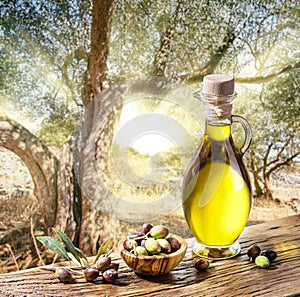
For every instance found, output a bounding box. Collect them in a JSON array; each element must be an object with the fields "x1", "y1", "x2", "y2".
[
  {"x1": 261, "y1": 250, "x2": 277, "y2": 263},
  {"x1": 247, "y1": 244, "x2": 261, "y2": 262}
]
